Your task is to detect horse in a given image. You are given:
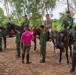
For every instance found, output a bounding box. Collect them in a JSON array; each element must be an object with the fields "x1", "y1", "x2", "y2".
[
  {"x1": 0, "y1": 26, "x2": 8, "y2": 50},
  {"x1": 55, "y1": 29, "x2": 72, "y2": 65},
  {"x1": 33, "y1": 27, "x2": 58, "y2": 51},
  {"x1": 0, "y1": 24, "x2": 17, "y2": 50}
]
